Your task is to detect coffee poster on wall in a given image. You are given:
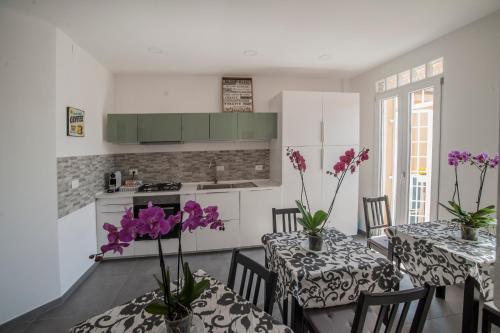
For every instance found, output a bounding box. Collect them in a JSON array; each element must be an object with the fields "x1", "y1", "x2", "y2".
[
  {"x1": 222, "y1": 77, "x2": 253, "y2": 112},
  {"x1": 67, "y1": 107, "x2": 85, "y2": 137}
]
